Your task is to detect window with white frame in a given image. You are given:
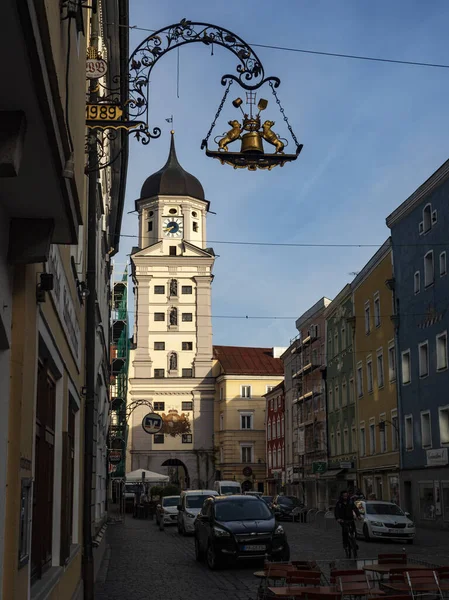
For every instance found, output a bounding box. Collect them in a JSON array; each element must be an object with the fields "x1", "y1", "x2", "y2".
[
  {"x1": 360, "y1": 425, "x2": 366, "y2": 457},
  {"x1": 377, "y1": 349, "x2": 384, "y2": 387},
  {"x1": 281, "y1": 415, "x2": 284, "y2": 436},
  {"x1": 277, "y1": 417, "x2": 281, "y2": 438},
  {"x1": 267, "y1": 420, "x2": 271, "y2": 440},
  {"x1": 366, "y1": 357, "x2": 373, "y2": 393},
  {"x1": 341, "y1": 323, "x2": 346, "y2": 350},
  {"x1": 334, "y1": 383, "x2": 340, "y2": 409},
  {"x1": 268, "y1": 450, "x2": 272, "y2": 469},
  {"x1": 334, "y1": 330, "x2": 339, "y2": 355},
  {"x1": 439, "y1": 405, "x2": 449, "y2": 445},
  {"x1": 440, "y1": 252, "x2": 447, "y2": 276},
  {"x1": 391, "y1": 410, "x2": 399, "y2": 451},
  {"x1": 241, "y1": 385, "x2": 251, "y2": 398},
  {"x1": 241, "y1": 412, "x2": 253, "y2": 430},
  {"x1": 402, "y1": 350, "x2": 411, "y2": 384},
  {"x1": 336, "y1": 429, "x2": 341, "y2": 455},
  {"x1": 379, "y1": 413, "x2": 387, "y2": 453},
  {"x1": 351, "y1": 423, "x2": 356, "y2": 452},
  {"x1": 241, "y1": 445, "x2": 253, "y2": 463},
  {"x1": 365, "y1": 302, "x2": 371, "y2": 334},
  {"x1": 424, "y1": 250, "x2": 434, "y2": 287},
  {"x1": 330, "y1": 431, "x2": 335, "y2": 456},
  {"x1": 436, "y1": 332, "x2": 448, "y2": 371},
  {"x1": 414, "y1": 271, "x2": 421, "y2": 294},
  {"x1": 277, "y1": 447, "x2": 281, "y2": 467},
  {"x1": 328, "y1": 334, "x2": 333, "y2": 358},
  {"x1": 349, "y1": 377, "x2": 354, "y2": 404},
  {"x1": 419, "y1": 341, "x2": 429, "y2": 378},
  {"x1": 423, "y1": 203, "x2": 432, "y2": 233},
  {"x1": 369, "y1": 421, "x2": 376, "y2": 454},
  {"x1": 388, "y1": 341, "x2": 396, "y2": 382},
  {"x1": 405, "y1": 414, "x2": 413, "y2": 450},
  {"x1": 421, "y1": 411, "x2": 432, "y2": 449},
  {"x1": 219, "y1": 413, "x2": 224, "y2": 431},
  {"x1": 357, "y1": 363, "x2": 363, "y2": 397},
  {"x1": 342, "y1": 379, "x2": 347, "y2": 406},
  {"x1": 343, "y1": 427, "x2": 349, "y2": 453},
  {"x1": 328, "y1": 388, "x2": 333, "y2": 412},
  {"x1": 374, "y1": 293, "x2": 381, "y2": 327}
]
